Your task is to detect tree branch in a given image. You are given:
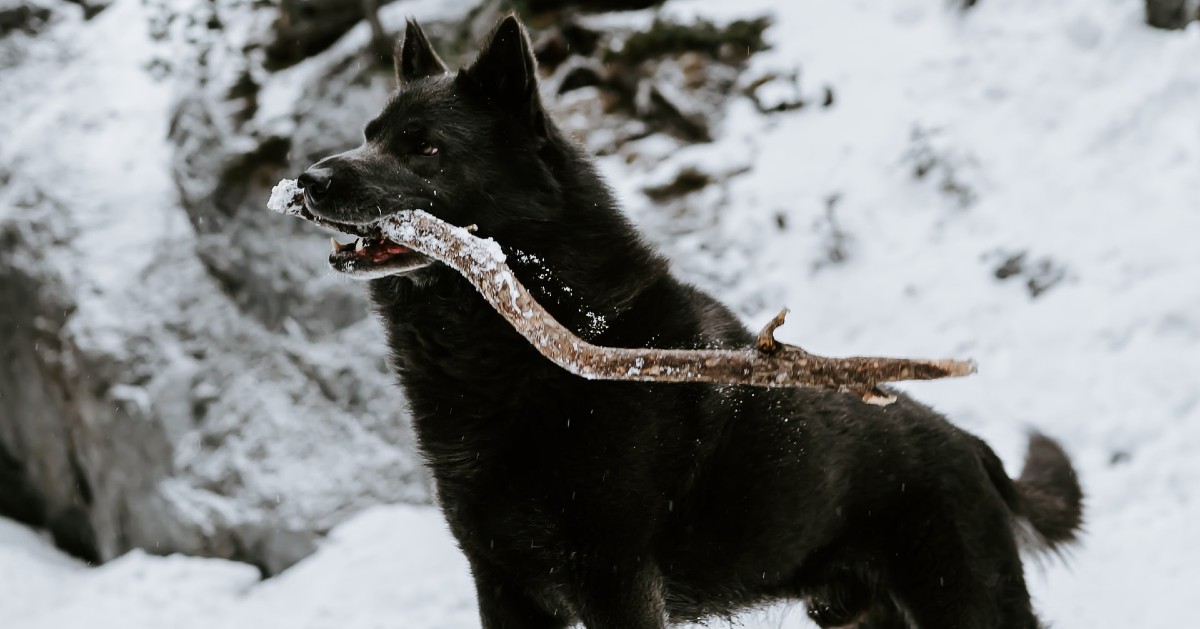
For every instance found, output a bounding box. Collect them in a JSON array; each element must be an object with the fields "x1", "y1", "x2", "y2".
[{"x1": 268, "y1": 179, "x2": 976, "y2": 405}]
